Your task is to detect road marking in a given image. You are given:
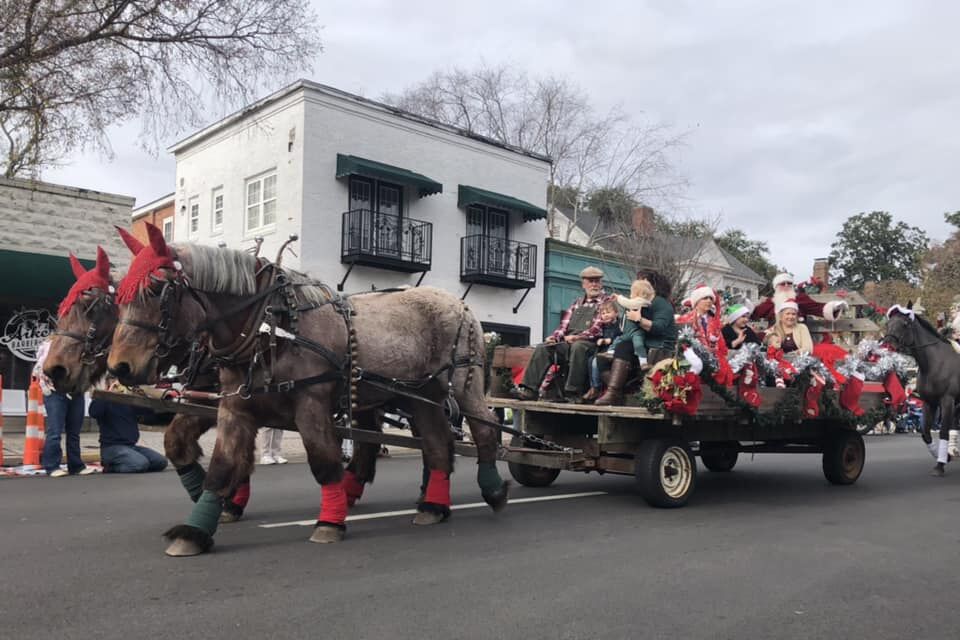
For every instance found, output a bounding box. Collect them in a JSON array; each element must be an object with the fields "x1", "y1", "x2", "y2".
[{"x1": 258, "y1": 491, "x2": 608, "y2": 528}]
